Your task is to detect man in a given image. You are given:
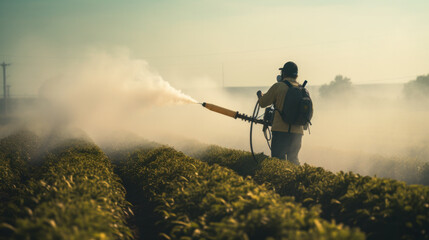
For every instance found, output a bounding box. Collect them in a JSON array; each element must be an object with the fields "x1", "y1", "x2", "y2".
[{"x1": 257, "y1": 61, "x2": 305, "y2": 164}]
